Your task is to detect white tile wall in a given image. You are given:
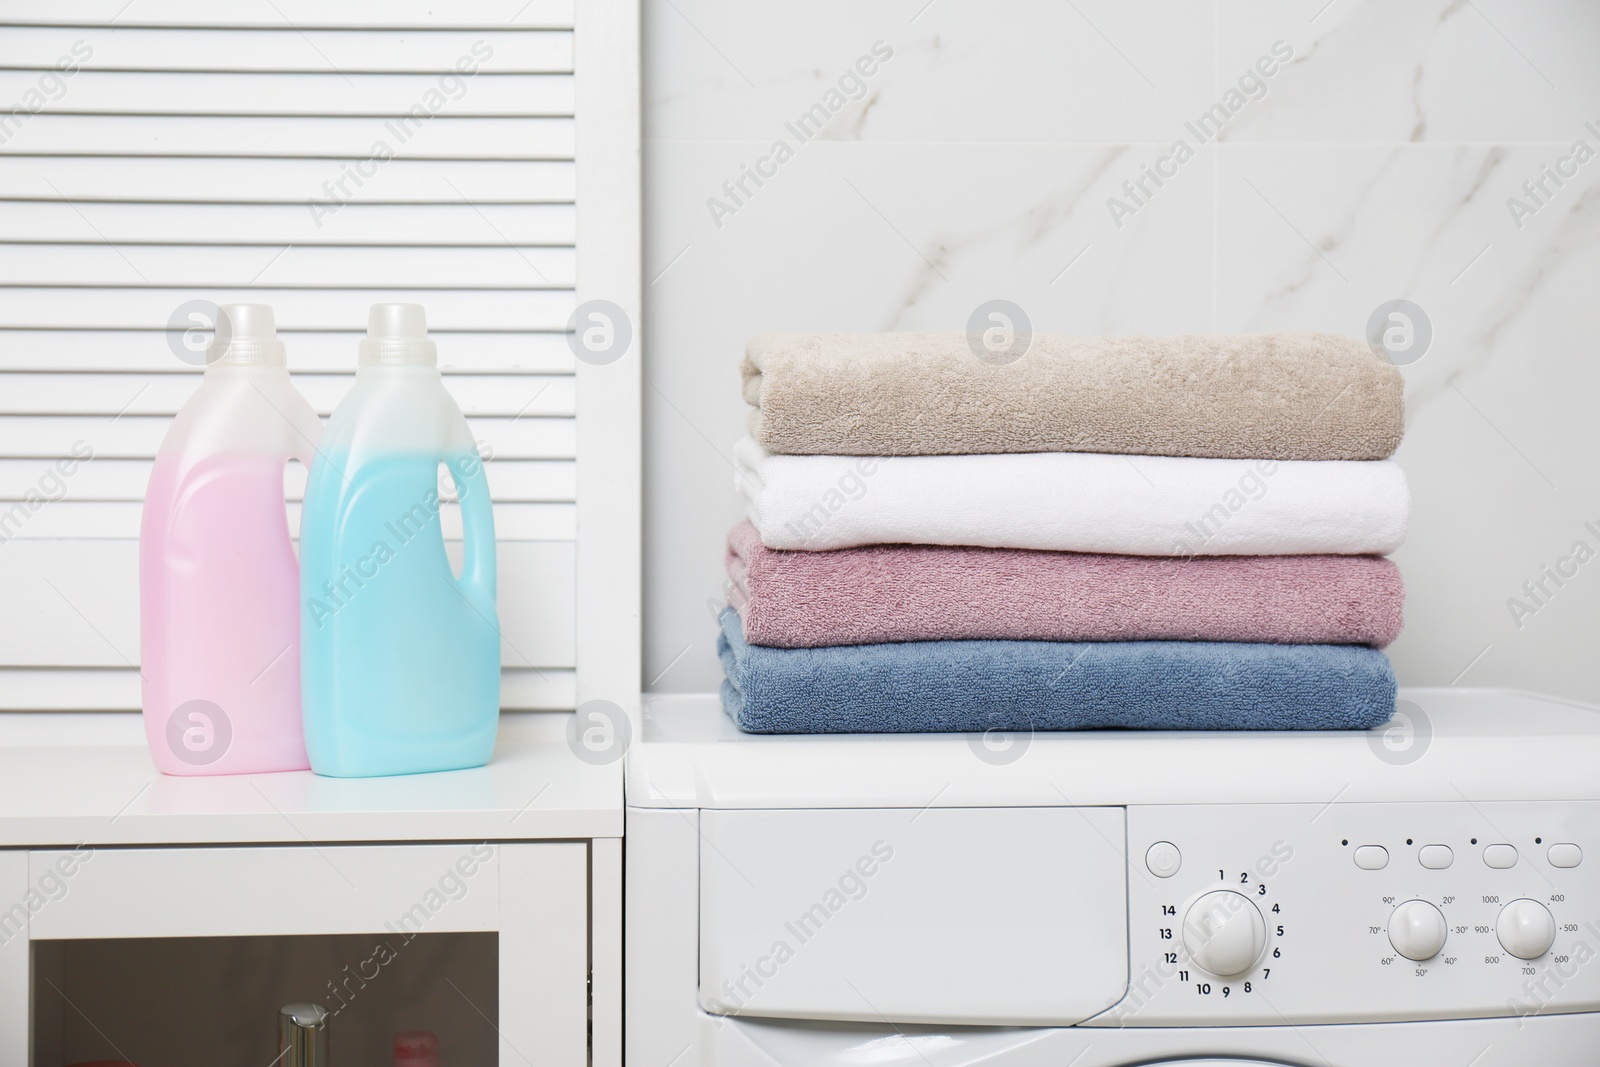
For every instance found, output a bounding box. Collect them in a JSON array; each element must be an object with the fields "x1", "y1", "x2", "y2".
[{"x1": 642, "y1": 0, "x2": 1600, "y2": 703}]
